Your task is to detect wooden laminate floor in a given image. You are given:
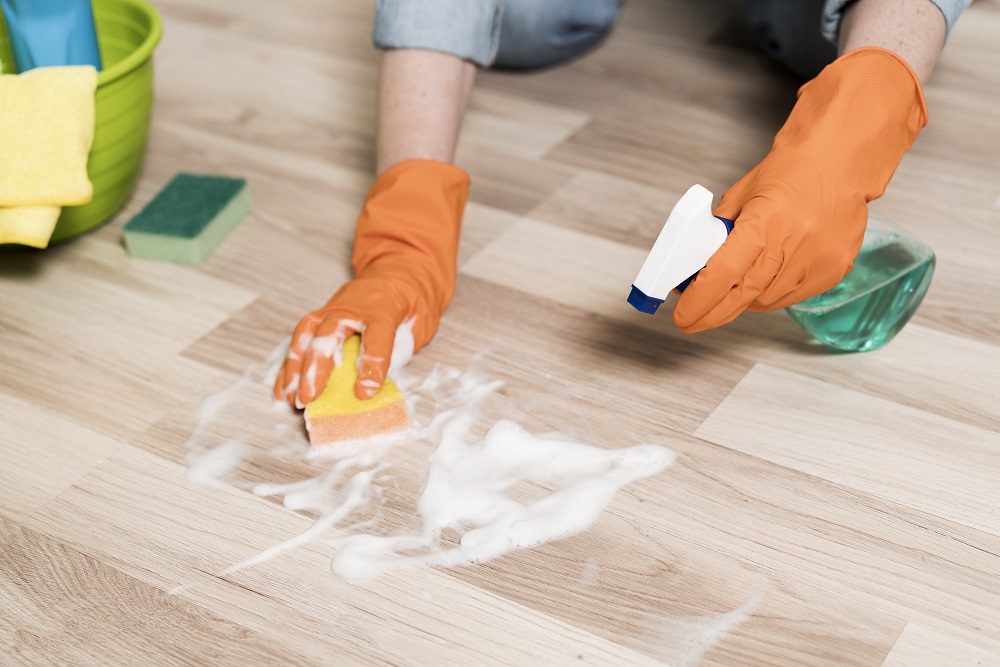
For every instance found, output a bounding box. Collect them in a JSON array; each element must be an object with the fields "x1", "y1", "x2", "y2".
[{"x1": 2, "y1": 0, "x2": 999, "y2": 665}]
